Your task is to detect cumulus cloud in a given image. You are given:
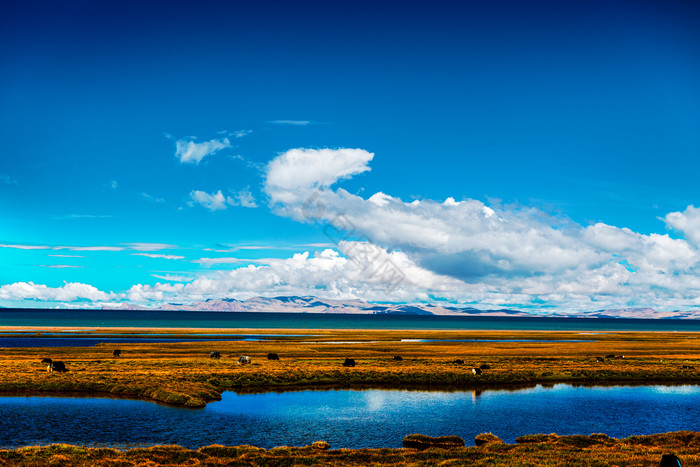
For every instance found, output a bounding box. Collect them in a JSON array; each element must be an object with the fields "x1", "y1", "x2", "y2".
[
  {"x1": 0, "y1": 281, "x2": 114, "y2": 302},
  {"x1": 127, "y1": 247, "x2": 460, "y2": 303},
  {"x1": 175, "y1": 137, "x2": 231, "y2": 164},
  {"x1": 265, "y1": 148, "x2": 373, "y2": 205},
  {"x1": 260, "y1": 147, "x2": 700, "y2": 310},
  {"x1": 665, "y1": 205, "x2": 700, "y2": 248}
]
